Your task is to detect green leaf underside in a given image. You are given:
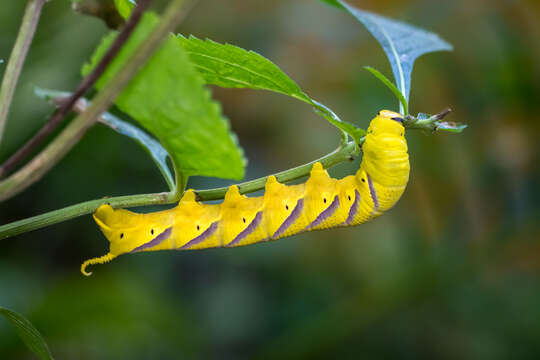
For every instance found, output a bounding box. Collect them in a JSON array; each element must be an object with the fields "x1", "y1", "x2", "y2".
[
  {"x1": 178, "y1": 35, "x2": 365, "y2": 144},
  {"x1": 0, "y1": 306, "x2": 54, "y2": 360},
  {"x1": 33, "y1": 87, "x2": 175, "y2": 188},
  {"x1": 311, "y1": 100, "x2": 366, "y2": 144},
  {"x1": 114, "y1": 0, "x2": 135, "y2": 19},
  {"x1": 82, "y1": 13, "x2": 245, "y2": 180},
  {"x1": 364, "y1": 66, "x2": 408, "y2": 115},
  {"x1": 99, "y1": 112, "x2": 175, "y2": 191},
  {"x1": 338, "y1": 0, "x2": 452, "y2": 106}
]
